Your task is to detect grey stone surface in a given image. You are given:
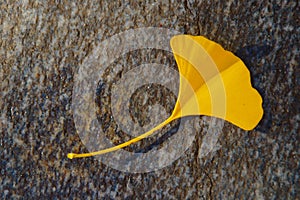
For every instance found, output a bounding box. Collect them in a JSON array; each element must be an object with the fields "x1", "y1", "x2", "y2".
[{"x1": 0, "y1": 0, "x2": 299, "y2": 199}]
